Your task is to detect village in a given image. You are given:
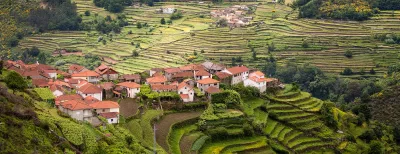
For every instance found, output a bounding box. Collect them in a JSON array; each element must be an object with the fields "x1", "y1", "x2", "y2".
[{"x1": 4, "y1": 60, "x2": 282, "y2": 125}]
